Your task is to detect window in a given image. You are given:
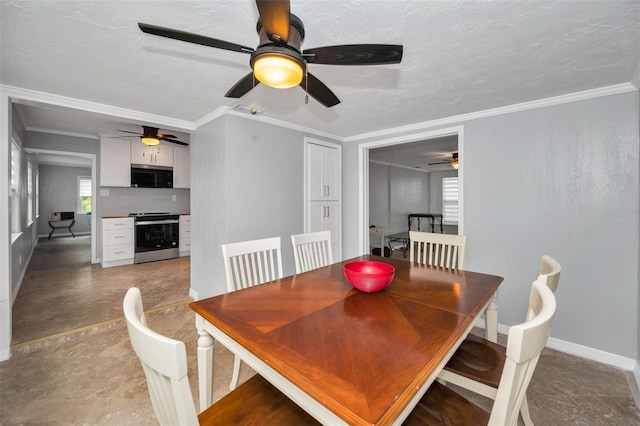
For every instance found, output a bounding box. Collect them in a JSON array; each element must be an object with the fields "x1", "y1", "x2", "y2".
[
  {"x1": 35, "y1": 170, "x2": 40, "y2": 217},
  {"x1": 78, "y1": 176, "x2": 92, "y2": 214},
  {"x1": 27, "y1": 161, "x2": 34, "y2": 224},
  {"x1": 11, "y1": 139, "x2": 21, "y2": 234},
  {"x1": 442, "y1": 177, "x2": 459, "y2": 224}
]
